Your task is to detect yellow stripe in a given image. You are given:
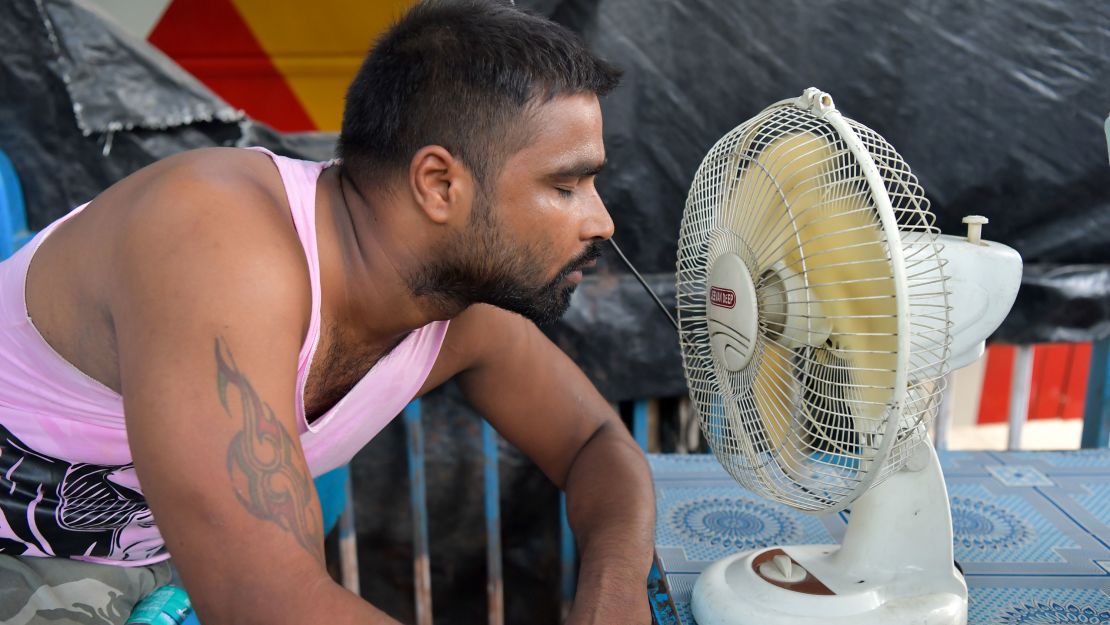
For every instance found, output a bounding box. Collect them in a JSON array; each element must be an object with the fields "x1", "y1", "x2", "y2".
[{"x1": 231, "y1": 0, "x2": 413, "y2": 130}]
